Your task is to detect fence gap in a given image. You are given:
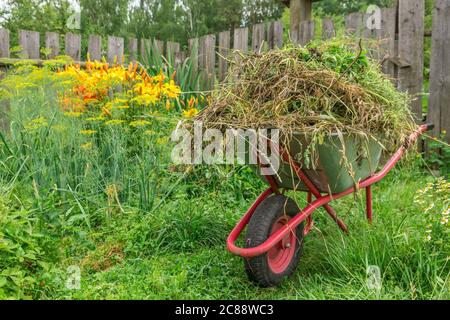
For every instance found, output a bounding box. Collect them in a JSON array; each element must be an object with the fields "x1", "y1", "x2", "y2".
[{"x1": 129, "y1": 38, "x2": 138, "y2": 62}]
